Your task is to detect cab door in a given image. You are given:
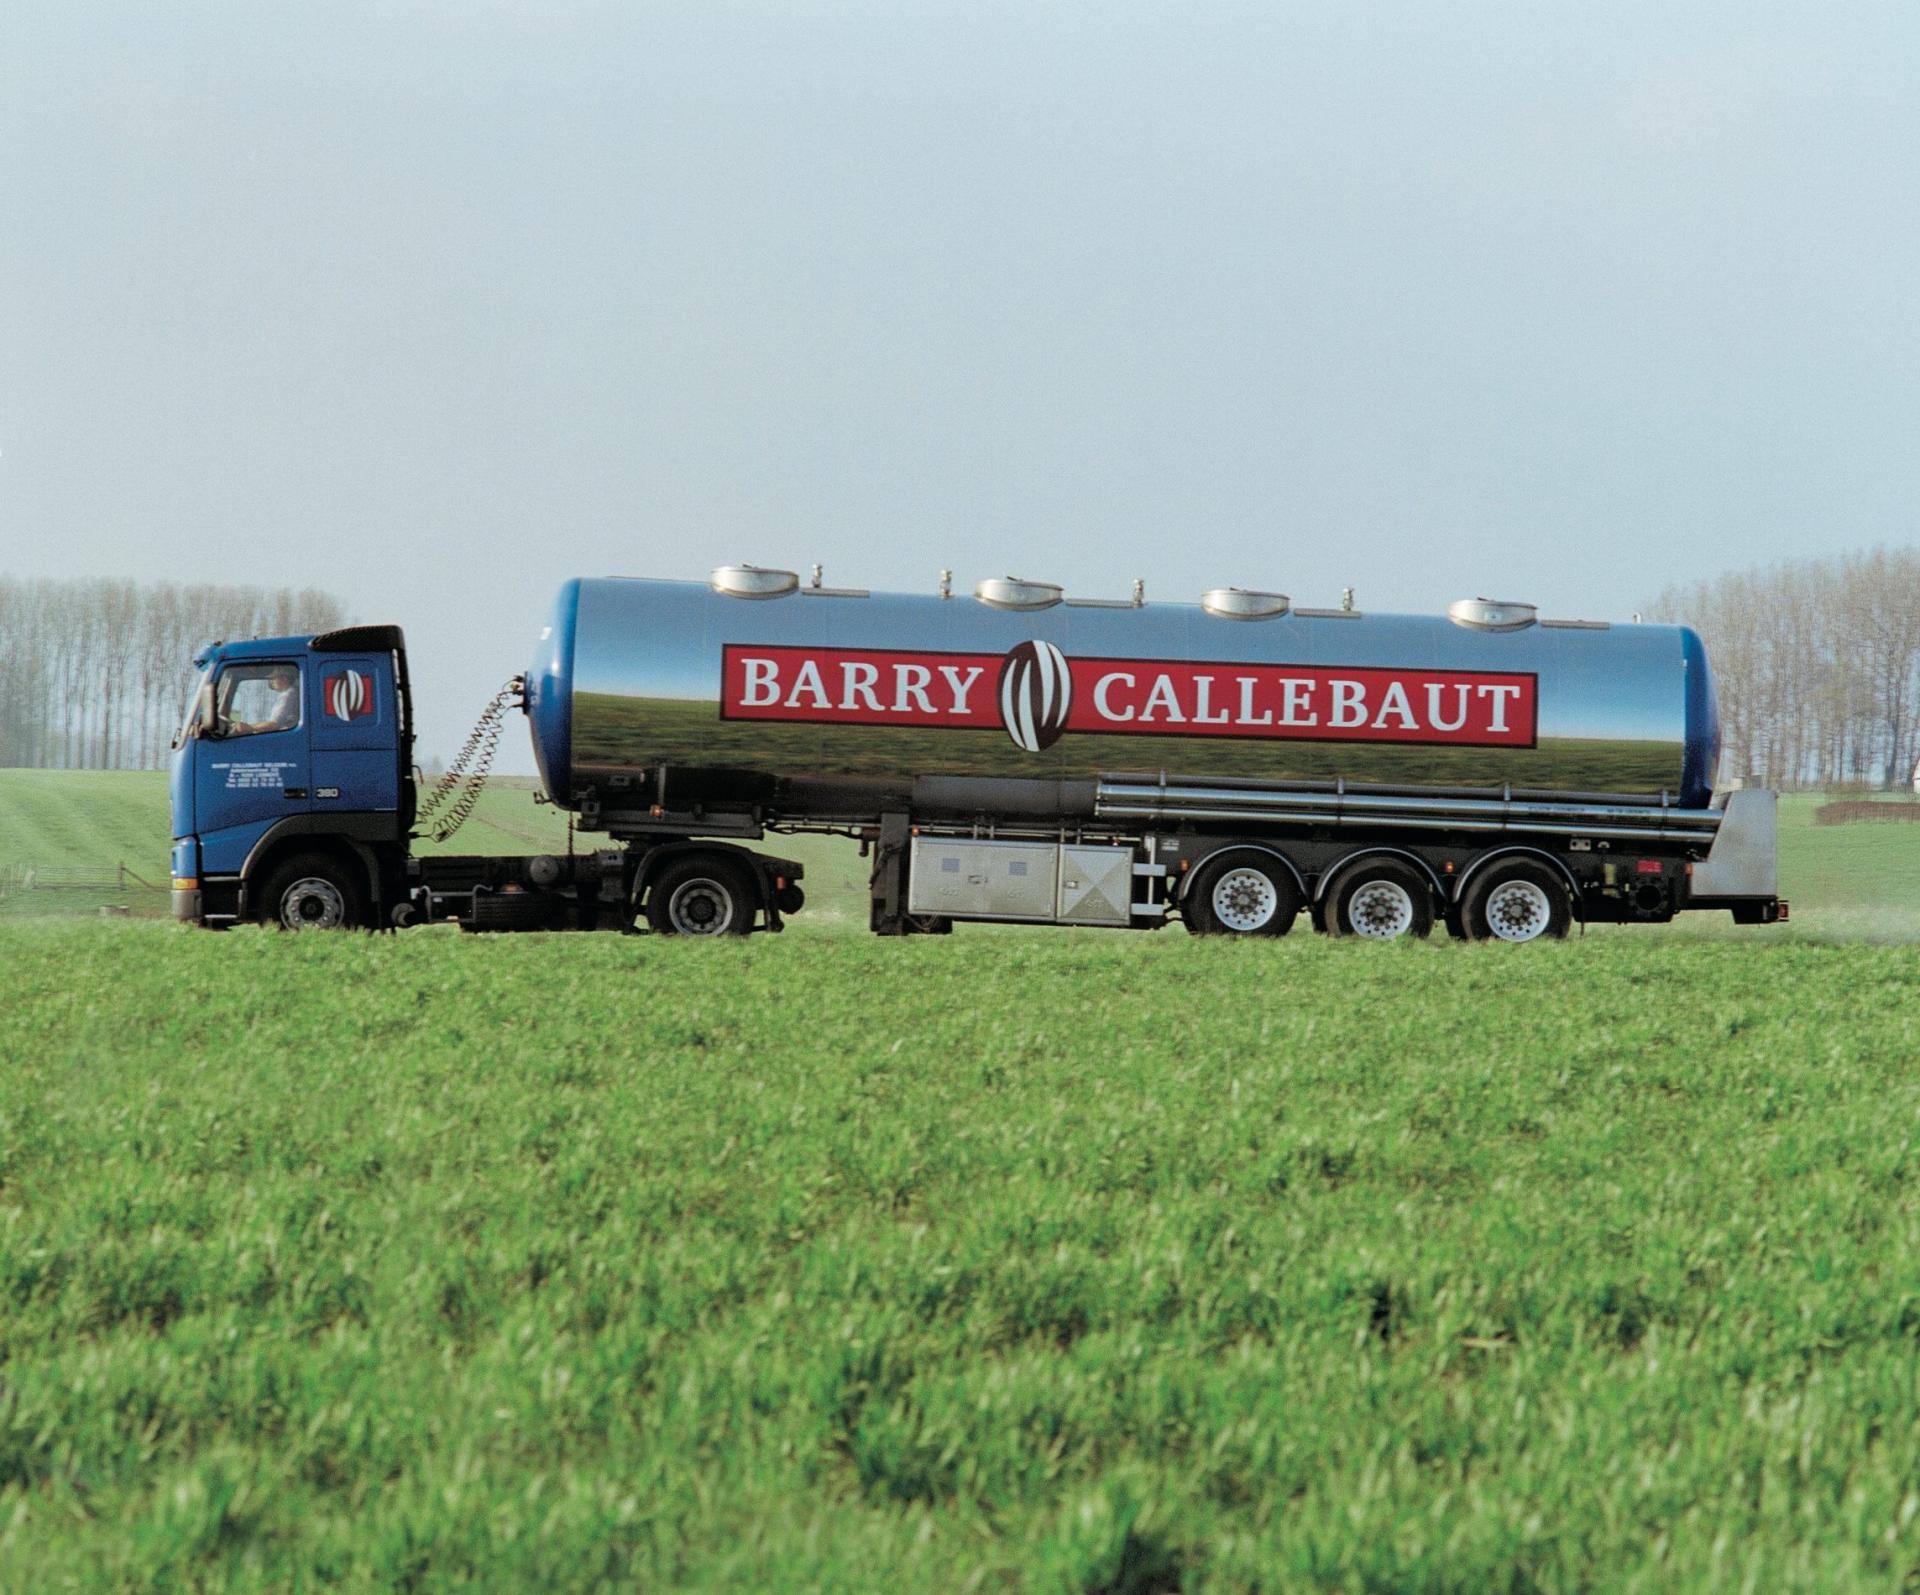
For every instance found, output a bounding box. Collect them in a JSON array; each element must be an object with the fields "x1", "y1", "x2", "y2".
[
  {"x1": 193, "y1": 659, "x2": 312, "y2": 876},
  {"x1": 308, "y1": 654, "x2": 400, "y2": 818}
]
